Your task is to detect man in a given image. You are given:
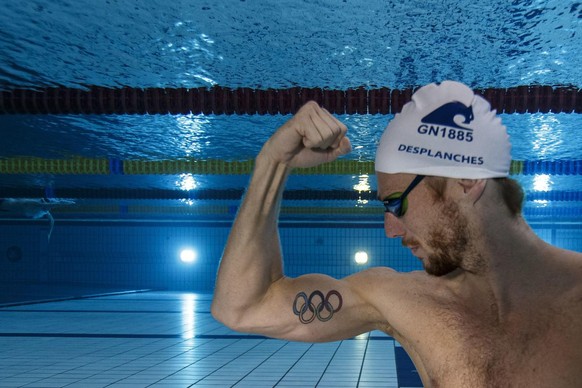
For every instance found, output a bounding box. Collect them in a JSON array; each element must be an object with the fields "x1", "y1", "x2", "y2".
[
  {"x1": 0, "y1": 198, "x2": 75, "y2": 241},
  {"x1": 212, "y1": 81, "x2": 582, "y2": 387}
]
